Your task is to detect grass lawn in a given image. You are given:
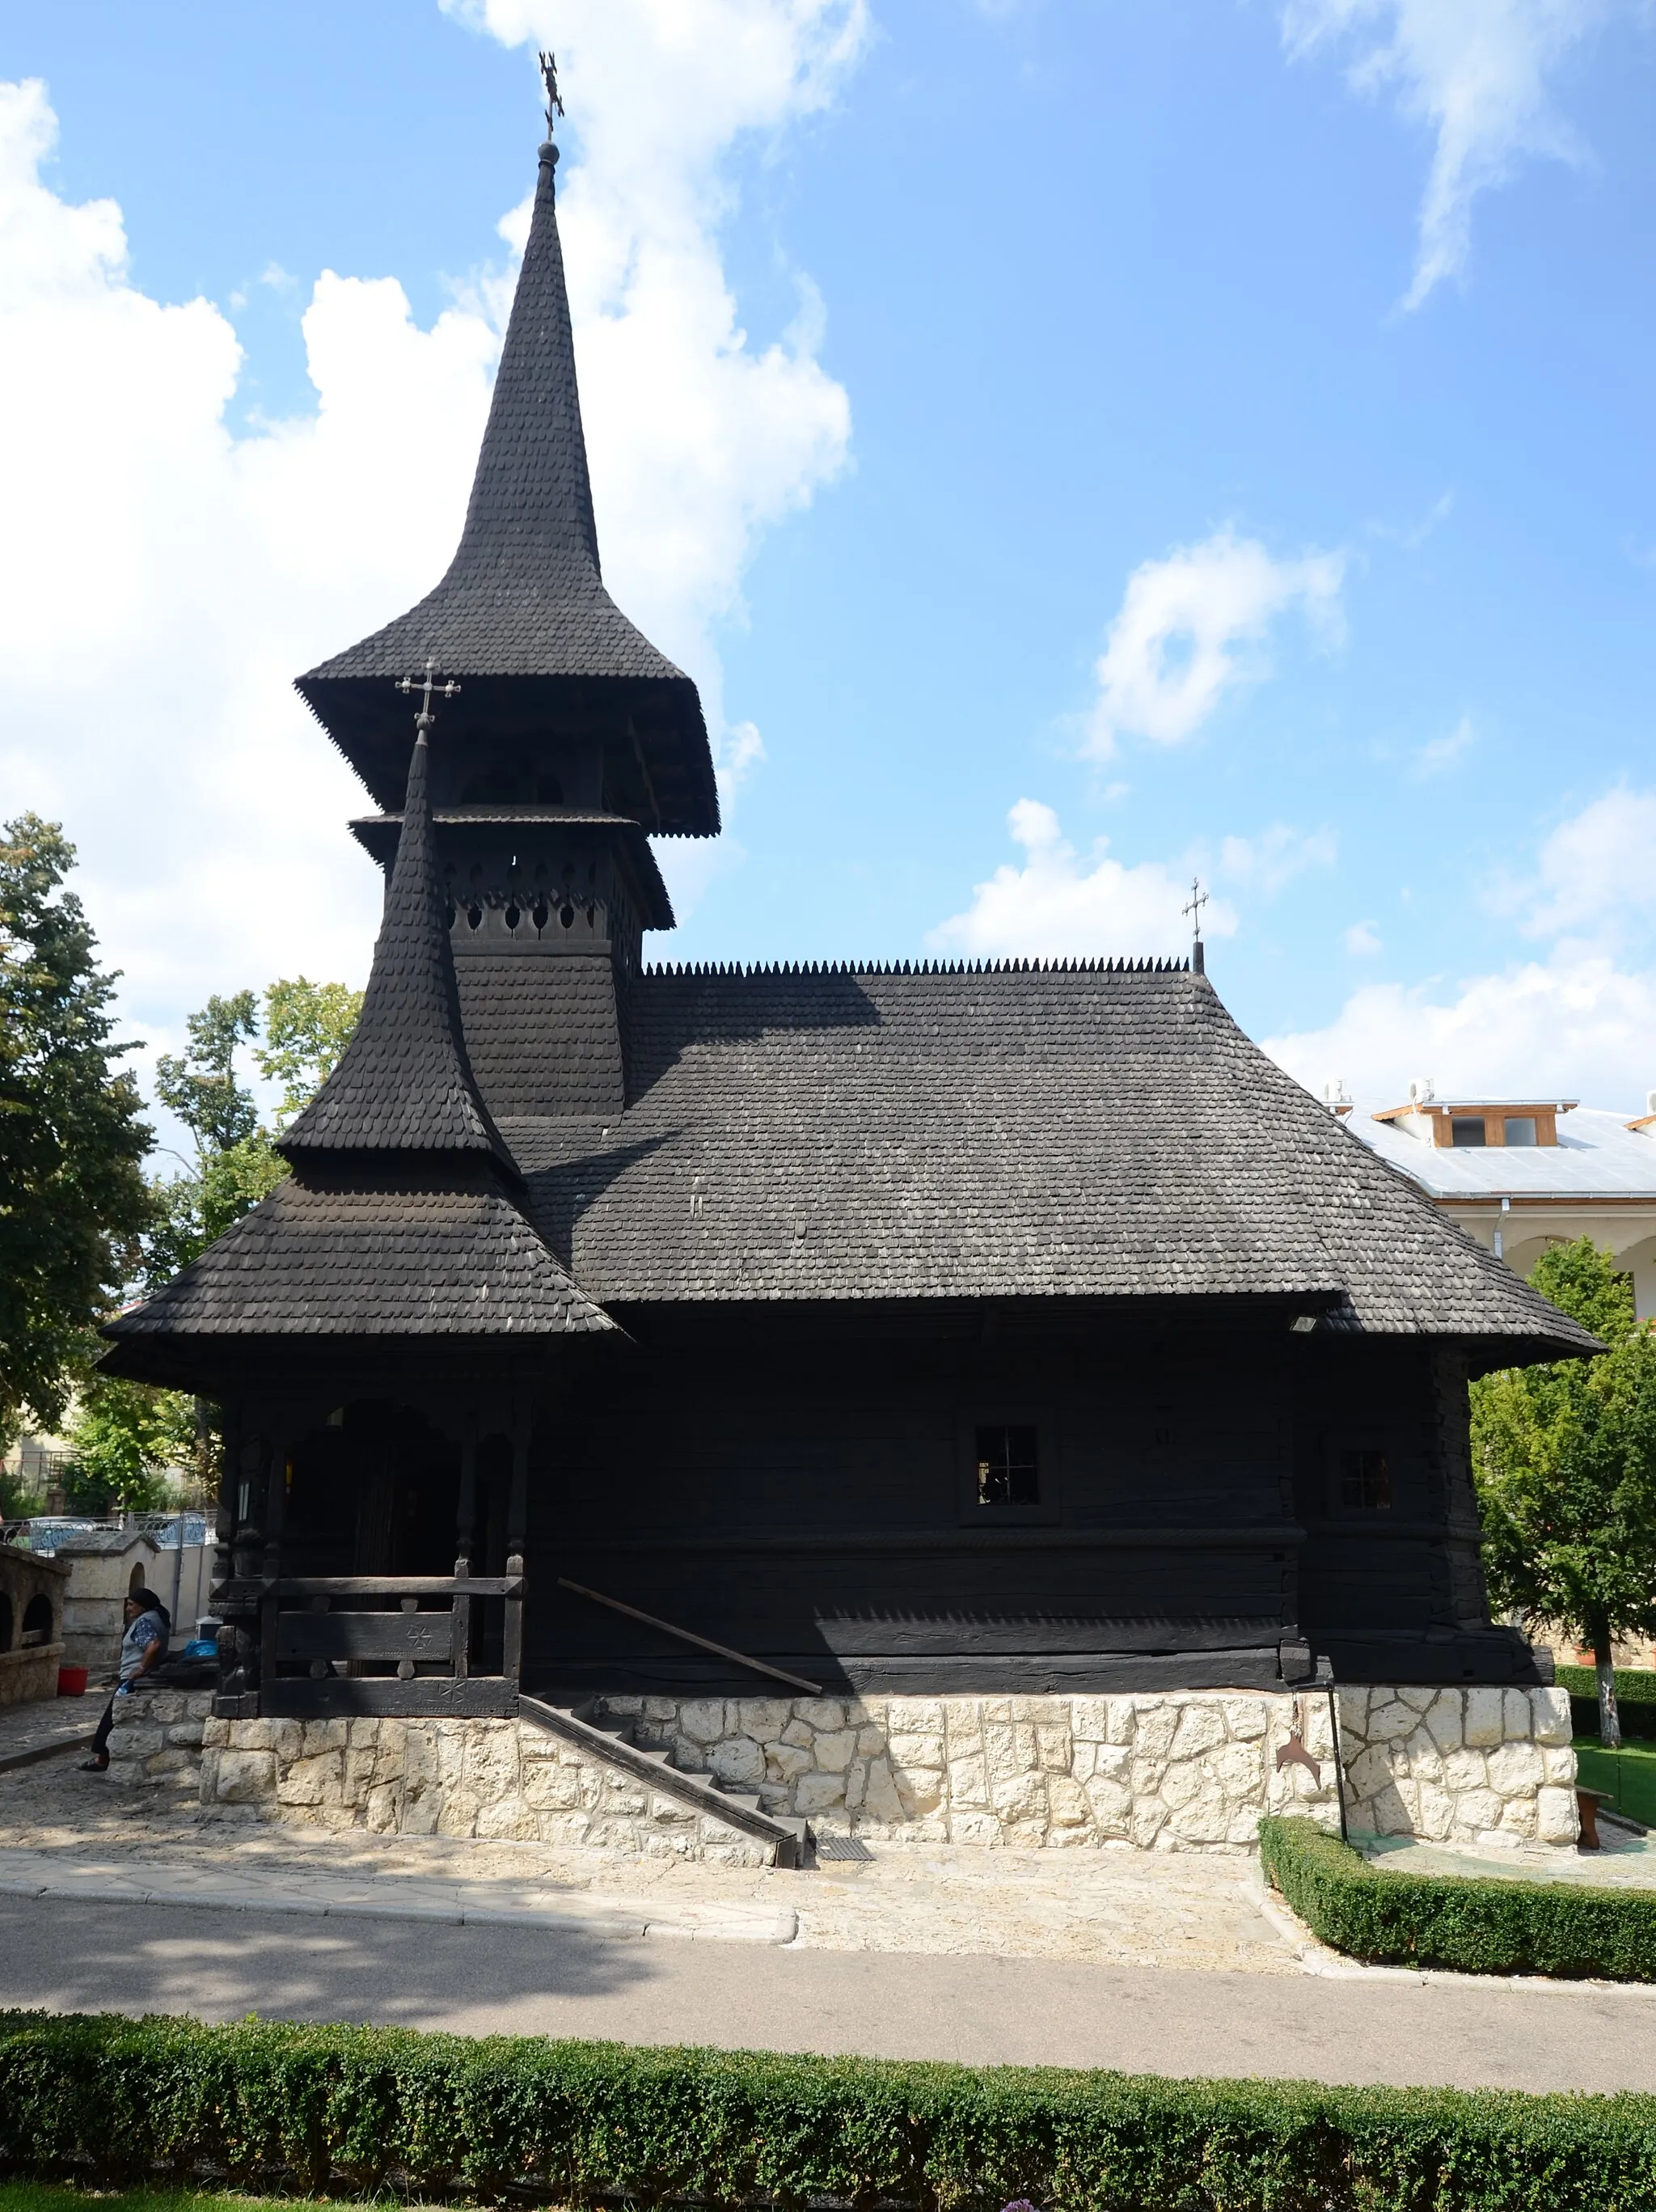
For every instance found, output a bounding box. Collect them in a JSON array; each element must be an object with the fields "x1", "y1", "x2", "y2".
[{"x1": 1574, "y1": 1735, "x2": 1656, "y2": 1827}]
